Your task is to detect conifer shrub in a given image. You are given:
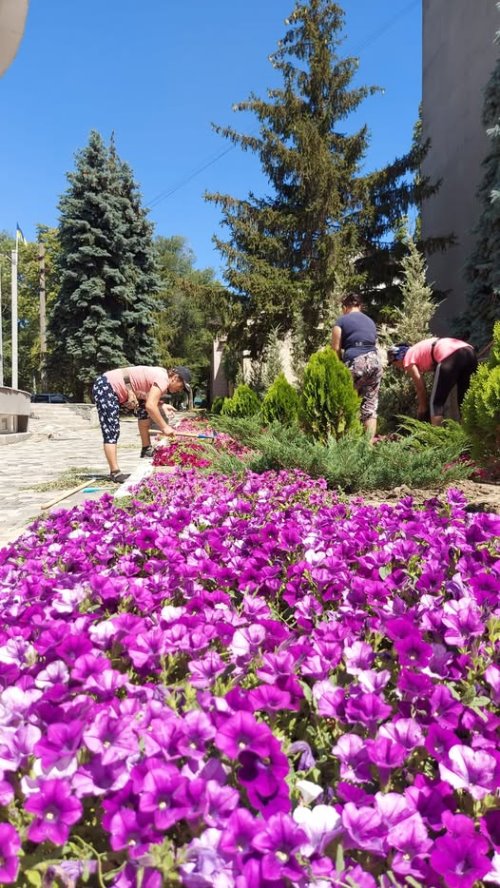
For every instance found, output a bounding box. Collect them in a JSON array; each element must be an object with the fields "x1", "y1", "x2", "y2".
[
  {"x1": 462, "y1": 322, "x2": 500, "y2": 470},
  {"x1": 300, "y1": 347, "x2": 361, "y2": 442},
  {"x1": 210, "y1": 396, "x2": 225, "y2": 415},
  {"x1": 261, "y1": 373, "x2": 300, "y2": 426},
  {"x1": 209, "y1": 417, "x2": 473, "y2": 492},
  {"x1": 220, "y1": 384, "x2": 261, "y2": 418}
]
